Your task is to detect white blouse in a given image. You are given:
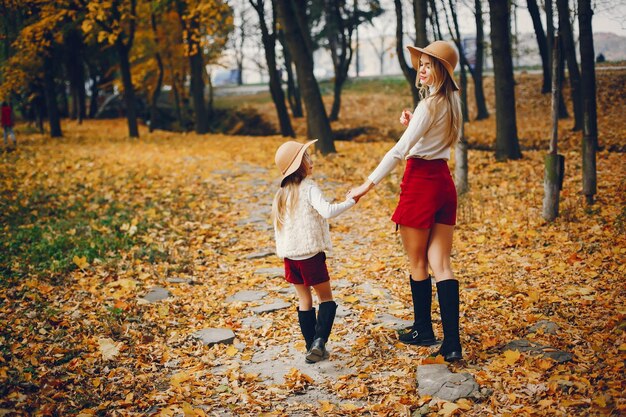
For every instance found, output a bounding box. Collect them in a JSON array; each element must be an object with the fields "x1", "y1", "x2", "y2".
[{"x1": 368, "y1": 98, "x2": 453, "y2": 185}]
